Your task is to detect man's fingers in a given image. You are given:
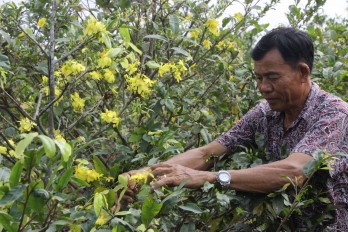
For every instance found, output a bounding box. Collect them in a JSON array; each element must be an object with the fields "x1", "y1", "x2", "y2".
[{"x1": 151, "y1": 176, "x2": 175, "y2": 190}]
